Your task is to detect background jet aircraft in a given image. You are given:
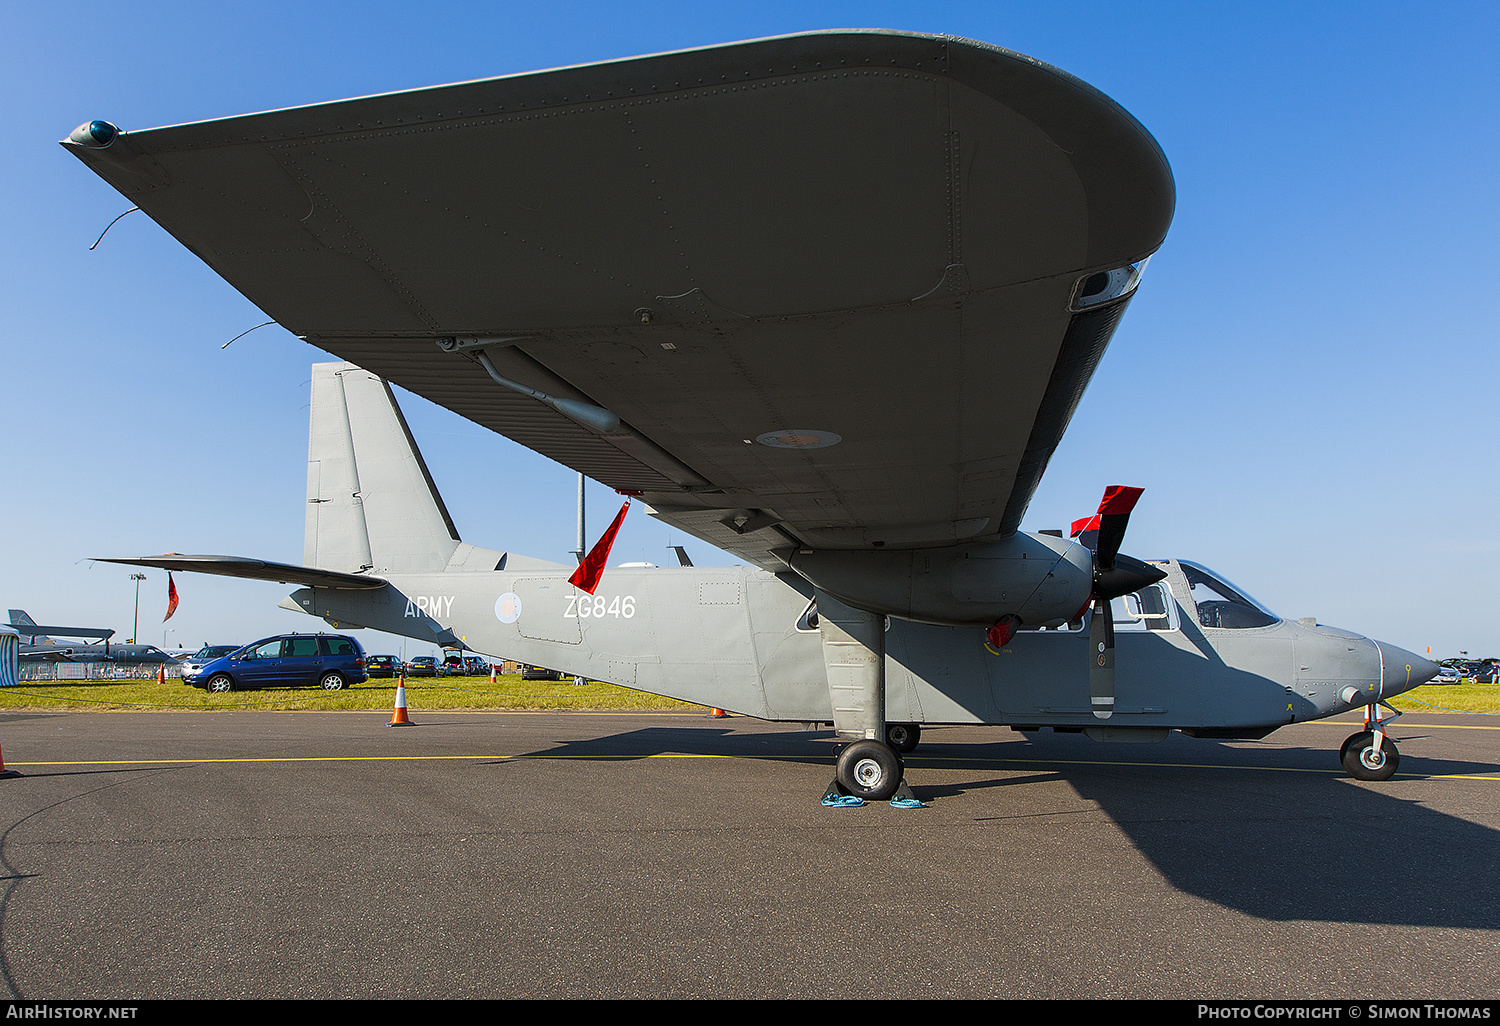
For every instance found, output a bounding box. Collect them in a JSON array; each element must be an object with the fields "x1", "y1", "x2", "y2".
[
  {"x1": 69, "y1": 31, "x2": 1438, "y2": 797},
  {"x1": 7, "y1": 609, "x2": 177, "y2": 664}
]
